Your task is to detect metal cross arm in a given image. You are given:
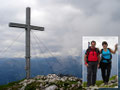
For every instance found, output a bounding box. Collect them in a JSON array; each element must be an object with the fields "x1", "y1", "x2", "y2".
[
  {"x1": 9, "y1": 22, "x2": 44, "y2": 31},
  {"x1": 9, "y1": 7, "x2": 45, "y2": 79}
]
